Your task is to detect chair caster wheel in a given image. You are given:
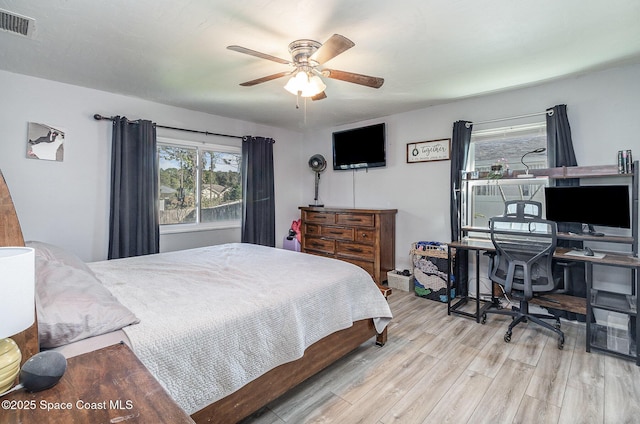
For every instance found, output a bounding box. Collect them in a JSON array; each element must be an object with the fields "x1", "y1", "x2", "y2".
[
  {"x1": 558, "y1": 336, "x2": 564, "y2": 350},
  {"x1": 555, "y1": 321, "x2": 561, "y2": 330},
  {"x1": 481, "y1": 313, "x2": 487, "y2": 324},
  {"x1": 504, "y1": 333, "x2": 511, "y2": 343}
]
